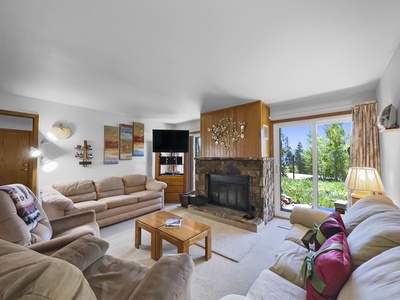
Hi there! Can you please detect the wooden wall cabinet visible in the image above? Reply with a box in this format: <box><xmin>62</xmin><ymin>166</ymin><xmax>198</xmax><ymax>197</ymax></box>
<box><xmin>155</xmin><ymin>152</ymin><xmax>187</xmax><ymax>203</ymax></box>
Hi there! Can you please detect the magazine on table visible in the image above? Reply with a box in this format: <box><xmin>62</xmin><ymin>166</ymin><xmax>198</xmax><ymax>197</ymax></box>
<box><xmin>164</xmin><ymin>218</ymin><xmax>182</xmax><ymax>228</ymax></box>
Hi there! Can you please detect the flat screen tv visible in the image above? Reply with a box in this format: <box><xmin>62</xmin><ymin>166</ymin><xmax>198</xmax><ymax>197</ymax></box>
<box><xmin>152</xmin><ymin>129</ymin><xmax>189</xmax><ymax>153</ymax></box>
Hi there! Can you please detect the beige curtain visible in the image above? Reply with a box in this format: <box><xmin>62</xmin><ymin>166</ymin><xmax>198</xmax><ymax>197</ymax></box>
<box><xmin>350</xmin><ymin>101</ymin><xmax>381</xmax><ymax>174</ymax></box>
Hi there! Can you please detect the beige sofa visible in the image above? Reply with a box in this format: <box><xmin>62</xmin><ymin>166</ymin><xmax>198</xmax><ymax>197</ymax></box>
<box><xmin>220</xmin><ymin>195</ymin><xmax>400</xmax><ymax>300</ymax></box>
<box><xmin>41</xmin><ymin>174</ymin><xmax>167</xmax><ymax>227</ymax></box>
<box><xmin>0</xmin><ymin>235</ymin><xmax>194</xmax><ymax>300</ymax></box>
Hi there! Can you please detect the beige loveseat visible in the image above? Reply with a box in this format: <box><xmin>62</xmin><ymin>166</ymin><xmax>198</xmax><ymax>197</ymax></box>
<box><xmin>220</xmin><ymin>195</ymin><xmax>400</xmax><ymax>300</ymax></box>
<box><xmin>0</xmin><ymin>235</ymin><xmax>194</xmax><ymax>300</ymax></box>
<box><xmin>41</xmin><ymin>174</ymin><xmax>167</xmax><ymax>227</ymax></box>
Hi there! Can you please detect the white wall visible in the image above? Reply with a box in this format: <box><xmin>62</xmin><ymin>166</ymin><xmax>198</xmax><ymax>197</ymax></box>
<box><xmin>376</xmin><ymin>42</ymin><xmax>400</xmax><ymax>206</ymax></box>
<box><xmin>0</xmin><ymin>91</ymin><xmax>175</xmax><ymax>191</ymax></box>
<box><xmin>174</xmin><ymin>119</ymin><xmax>200</xmax><ymax>132</ymax></box>
<box><xmin>269</xmin><ymin>83</ymin><xmax>377</xmax><ymax>120</ymax></box>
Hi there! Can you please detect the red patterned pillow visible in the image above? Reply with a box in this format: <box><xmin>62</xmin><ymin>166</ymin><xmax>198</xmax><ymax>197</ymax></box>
<box><xmin>302</xmin><ymin>232</ymin><xmax>351</xmax><ymax>300</ymax></box>
<box><xmin>302</xmin><ymin>211</ymin><xmax>346</xmax><ymax>251</ymax></box>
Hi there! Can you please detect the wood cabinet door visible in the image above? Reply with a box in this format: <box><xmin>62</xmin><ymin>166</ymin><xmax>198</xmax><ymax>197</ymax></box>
<box><xmin>0</xmin><ymin>129</ymin><xmax>31</xmax><ymax>188</ymax></box>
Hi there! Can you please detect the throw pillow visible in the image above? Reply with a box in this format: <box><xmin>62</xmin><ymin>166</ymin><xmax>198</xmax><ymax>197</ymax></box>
<box><xmin>302</xmin><ymin>211</ymin><xmax>346</xmax><ymax>251</ymax></box>
<box><xmin>301</xmin><ymin>232</ymin><xmax>351</xmax><ymax>300</ymax></box>
<box><xmin>51</xmin><ymin>234</ymin><xmax>109</xmax><ymax>271</ymax></box>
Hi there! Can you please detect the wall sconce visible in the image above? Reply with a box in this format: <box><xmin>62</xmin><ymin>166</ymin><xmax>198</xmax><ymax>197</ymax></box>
<box><xmin>41</xmin><ymin>157</ymin><xmax>58</xmax><ymax>173</ymax></box>
<box><xmin>75</xmin><ymin>140</ymin><xmax>93</xmax><ymax>167</ymax></box>
<box><xmin>207</xmin><ymin>118</ymin><xmax>245</xmax><ymax>150</ymax></box>
<box><xmin>47</xmin><ymin>124</ymin><xmax>72</xmax><ymax>141</ymax></box>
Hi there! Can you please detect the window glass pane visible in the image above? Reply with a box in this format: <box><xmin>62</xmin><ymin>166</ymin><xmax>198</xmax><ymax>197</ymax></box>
<box><xmin>279</xmin><ymin>125</ymin><xmax>313</xmax><ymax>212</ymax></box>
<box><xmin>316</xmin><ymin>122</ymin><xmax>351</xmax><ymax>210</ymax></box>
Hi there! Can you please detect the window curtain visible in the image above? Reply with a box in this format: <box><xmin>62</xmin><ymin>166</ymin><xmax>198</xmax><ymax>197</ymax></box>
<box><xmin>350</xmin><ymin>101</ymin><xmax>381</xmax><ymax>174</ymax></box>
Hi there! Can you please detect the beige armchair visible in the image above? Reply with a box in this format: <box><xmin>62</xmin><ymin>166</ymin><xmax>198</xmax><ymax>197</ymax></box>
<box><xmin>0</xmin><ymin>183</ymin><xmax>100</xmax><ymax>255</ymax></box>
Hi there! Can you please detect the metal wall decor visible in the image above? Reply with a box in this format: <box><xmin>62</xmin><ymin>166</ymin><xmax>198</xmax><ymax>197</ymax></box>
<box><xmin>207</xmin><ymin>118</ymin><xmax>245</xmax><ymax>150</ymax></box>
<box><xmin>75</xmin><ymin>140</ymin><xmax>93</xmax><ymax>166</ymax></box>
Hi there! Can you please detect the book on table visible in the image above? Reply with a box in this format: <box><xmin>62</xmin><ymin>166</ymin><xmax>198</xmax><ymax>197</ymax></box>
<box><xmin>164</xmin><ymin>218</ymin><xmax>182</xmax><ymax>228</ymax></box>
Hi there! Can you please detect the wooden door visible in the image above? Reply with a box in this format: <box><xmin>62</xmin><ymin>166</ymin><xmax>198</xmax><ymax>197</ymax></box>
<box><xmin>0</xmin><ymin>129</ymin><xmax>32</xmax><ymax>188</ymax></box>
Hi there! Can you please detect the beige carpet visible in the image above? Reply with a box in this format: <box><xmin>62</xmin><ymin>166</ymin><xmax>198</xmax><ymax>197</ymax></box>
<box><xmin>100</xmin><ymin>205</ymin><xmax>291</xmax><ymax>300</ymax></box>
<box><xmin>168</xmin><ymin>207</ymin><xmax>261</xmax><ymax>262</ymax></box>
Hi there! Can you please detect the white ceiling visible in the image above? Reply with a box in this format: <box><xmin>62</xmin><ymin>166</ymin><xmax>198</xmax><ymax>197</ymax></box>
<box><xmin>1</xmin><ymin>1</ymin><xmax>400</xmax><ymax>123</ymax></box>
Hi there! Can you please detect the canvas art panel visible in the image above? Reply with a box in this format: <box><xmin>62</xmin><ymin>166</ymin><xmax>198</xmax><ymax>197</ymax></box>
<box><xmin>104</xmin><ymin>125</ymin><xmax>119</xmax><ymax>164</ymax></box>
<box><xmin>119</xmin><ymin>124</ymin><xmax>133</xmax><ymax>160</ymax></box>
<box><xmin>133</xmin><ymin>122</ymin><xmax>144</xmax><ymax>156</ymax></box>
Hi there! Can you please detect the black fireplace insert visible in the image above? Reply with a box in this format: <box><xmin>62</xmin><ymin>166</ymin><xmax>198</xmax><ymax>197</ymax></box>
<box><xmin>207</xmin><ymin>174</ymin><xmax>251</xmax><ymax>214</ymax></box>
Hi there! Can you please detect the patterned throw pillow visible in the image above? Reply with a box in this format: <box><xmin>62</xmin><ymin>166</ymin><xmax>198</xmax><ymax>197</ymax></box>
<box><xmin>302</xmin><ymin>211</ymin><xmax>346</xmax><ymax>251</ymax></box>
<box><xmin>301</xmin><ymin>232</ymin><xmax>351</xmax><ymax>300</ymax></box>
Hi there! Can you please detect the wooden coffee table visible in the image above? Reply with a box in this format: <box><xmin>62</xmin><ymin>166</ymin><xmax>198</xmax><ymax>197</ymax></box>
<box><xmin>155</xmin><ymin>217</ymin><xmax>212</xmax><ymax>261</ymax></box>
<box><xmin>135</xmin><ymin>211</ymin><xmax>181</xmax><ymax>260</ymax></box>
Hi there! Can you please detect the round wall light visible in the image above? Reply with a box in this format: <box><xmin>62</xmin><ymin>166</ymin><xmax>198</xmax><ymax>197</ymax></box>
<box><xmin>47</xmin><ymin>124</ymin><xmax>72</xmax><ymax>141</ymax></box>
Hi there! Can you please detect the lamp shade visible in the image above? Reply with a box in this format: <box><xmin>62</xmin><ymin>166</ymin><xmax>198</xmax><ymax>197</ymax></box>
<box><xmin>344</xmin><ymin>167</ymin><xmax>385</xmax><ymax>193</ymax></box>
<box><xmin>29</xmin><ymin>147</ymin><xmax>42</xmax><ymax>158</ymax></box>
<box><xmin>41</xmin><ymin>157</ymin><xmax>58</xmax><ymax>172</ymax></box>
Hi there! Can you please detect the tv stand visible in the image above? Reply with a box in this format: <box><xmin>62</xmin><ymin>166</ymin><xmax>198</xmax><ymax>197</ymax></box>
<box><xmin>155</xmin><ymin>152</ymin><xmax>187</xmax><ymax>203</ymax></box>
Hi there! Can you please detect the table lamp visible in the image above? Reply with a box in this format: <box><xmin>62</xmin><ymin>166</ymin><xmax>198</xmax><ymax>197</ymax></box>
<box><xmin>344</xmin><ymin>167</ymin><xmax>385</xmax><ymax>205</ymax></box>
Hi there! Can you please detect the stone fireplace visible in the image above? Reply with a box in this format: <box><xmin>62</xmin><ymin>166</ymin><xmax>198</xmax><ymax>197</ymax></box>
<box><xmin>195</xmin><ymin>157</ymin><xmax>274</xmax><ymax>225</ymax></box>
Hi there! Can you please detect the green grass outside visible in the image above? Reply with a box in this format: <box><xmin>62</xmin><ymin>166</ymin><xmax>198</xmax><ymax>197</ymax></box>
<box><xmin>281</xmin><ymin>177</ymin><xmax>348</xmax><ymax>208</ymax></box>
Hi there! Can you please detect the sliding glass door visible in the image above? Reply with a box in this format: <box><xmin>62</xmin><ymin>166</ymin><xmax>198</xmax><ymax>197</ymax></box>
<box><xmin>274</xmin><ymin>116</ymin><xmax>351</xmax><ymax>218</ymax></box>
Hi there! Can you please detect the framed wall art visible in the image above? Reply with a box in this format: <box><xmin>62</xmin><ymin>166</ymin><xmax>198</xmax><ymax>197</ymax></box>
<box><xmin>119</xmin><ymin>124</ymin><xmax>133</xmax><ymax>160</ymax></box>
<box><xmin>133</xmin><ymin>122</ymin><xmax>144</xmax><ymax>156</ymax></box>
<box><xmin>104</xmin><ymin>125</ymin><xmax>119</xmax><ymax>164</ymax></box>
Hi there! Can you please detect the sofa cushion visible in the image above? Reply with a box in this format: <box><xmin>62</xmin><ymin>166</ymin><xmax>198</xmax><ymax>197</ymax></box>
<box><xmin>97</xmin><ymin>195</ymin><xmax>139</xmax><ymax>209</ymax></box>
<box><xmin>128</xmin><ymin>190</ymin><xmax>162</xmax><ymax>202</ymax></box>
<box><xmin>72</xmin><ymin>200</ymin><xmax>108</xmax><ymax>213</ymax></box>
<box><xmin>51</xmin><ymin>235</ymin><xmax>109</xmax><ymax>271</ymax></box>
<box><xmin>53</xmin><ymin>179</ymin><xmax>97</xmax><ymax>203</ymax></box>
<box><xmin>94</xmin><ymin>177</ymin><xmax>125</xmax><ymax>199</ymax></box>
<box><xmin>338</xmin><ymin>245</ymin><xmax>400</xmax><ymax>300</ymax></box>
<box><xmin>246</xmin><ymin>269</ymin><xmax>306</xmax><ymax>300</ymax></box>
<box><xmin>344</xmin><ymin>194</ymin><xmax>397</xmax><ymax>235</ymax></box>
<box><xmin>347</xmin><ymin>210</ymin><xmax>400</xmax><ymax>269</ymax></box>
<box><xmin>302</xmin><ymin>211</ymin><xmax>346</xmax><ymax>251</ymax></box>
<box><xmin>269</xmin><ymin>240</ymin><xmax>309</xmax><ymax>288</ymax></box>
<box><xmin>302</xmin><ymin>232</ymin><xmax>351</xmax><ymax>300</ymax></box>
<box><xmin>122</xmin><ymin>174</ymin><xmax>147</xmax><ymax>194</ymax></box>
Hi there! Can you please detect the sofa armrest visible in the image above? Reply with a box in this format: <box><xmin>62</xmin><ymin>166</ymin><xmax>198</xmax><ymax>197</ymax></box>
<box><xmin>50</xmin><ymin>210</ymin><xmax>99</xmax><ymax>236</ymax></box>
<box><xmin>27</xmin><ymin>211</ymin><xmax>99</xmax><ymax>255</ymax></box>
<box><xmin>146</xmin><ymin>177</ymin><xmax>167</xmax><ymax>191</ymax></box>
<box><xmin>51</xmin><ymin>235</ymin><xmax>109</xmax><ymax>271</ymax></box>
<box><xmin>290</xmin><ymin>206</ymin><xmax>331</xmax><ymax>228</ymax></box>
<box><xmin>28</xmin><ymin>230</ymin><xmax>98</xmax><ymax>255</ymax></box>
<box><xmin>40</xmin><ymin>185</ymin><xmax>75</xmax><ymax>220</ymax></box>
<box><xmin>130</xmin><ymin>253</ymin><xmax>194</xmax><ymax>300</ymax></box>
